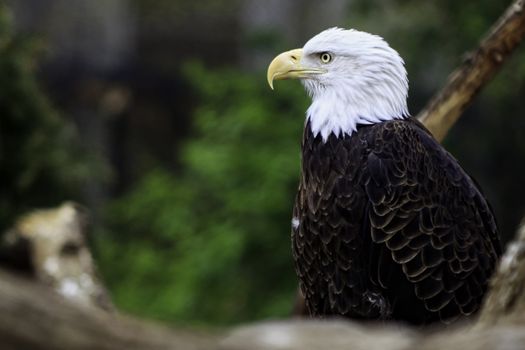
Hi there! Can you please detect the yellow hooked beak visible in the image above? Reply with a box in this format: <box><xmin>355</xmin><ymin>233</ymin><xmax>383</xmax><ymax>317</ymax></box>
<box><xmin>267</xmin><ymin>48</ymin><xmax>326</xmax><ymax>89</ymax></box>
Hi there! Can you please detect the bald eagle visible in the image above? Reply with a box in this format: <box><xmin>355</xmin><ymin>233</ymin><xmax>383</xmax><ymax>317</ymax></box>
<box><xmin>267</xmin><ymin>28</ymin><xmax>501</xmax><ymax>324</ymax></box>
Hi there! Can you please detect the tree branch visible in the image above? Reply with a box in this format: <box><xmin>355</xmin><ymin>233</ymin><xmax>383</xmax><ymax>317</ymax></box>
<box><xmin>417</xmin><ymin>0</ymin><xmax>525</xmax><ymax>141</ymax></box>
<box><xmin>0</xmin><ymin>269</ymin><xmax>218</xmax><ymax>350</ymax></box>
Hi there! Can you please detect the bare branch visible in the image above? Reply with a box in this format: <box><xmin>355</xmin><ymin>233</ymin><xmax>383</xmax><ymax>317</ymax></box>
<box><xmin>417</xmin><ymin>0</ymin><xmax>525</xmax><ymax>142</ymax></box>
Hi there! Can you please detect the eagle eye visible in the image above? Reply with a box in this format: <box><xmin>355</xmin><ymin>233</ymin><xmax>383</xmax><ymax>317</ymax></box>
<box><xmin>320</xmin><ymin>52</ymin><xmax>332</xmax><ymax>64</ymax></box>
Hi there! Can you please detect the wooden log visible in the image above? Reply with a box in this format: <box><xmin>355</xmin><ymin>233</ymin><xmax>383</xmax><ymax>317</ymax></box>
<box><xmin>0</xmin><ymin>268</ymin><xmax>218</xmax><ymax>350</ymax></box>
<box><xmin>1</xmin><ymin>260</ymin><xmax>525</xmax><ymax>350</ymax></box>
<box><xmin>220</xmin><ymin>319</ymin><xmax>525</xmax><ymax>350</ymax></box>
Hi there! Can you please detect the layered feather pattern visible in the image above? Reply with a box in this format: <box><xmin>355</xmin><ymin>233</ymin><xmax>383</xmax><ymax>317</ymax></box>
<box><xmin>292</xmin><ymin>117</ymin><xmax>501</xmax><ymax>324</ymax></box>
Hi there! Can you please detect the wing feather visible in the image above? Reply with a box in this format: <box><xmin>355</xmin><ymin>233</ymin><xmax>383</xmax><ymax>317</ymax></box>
<box><xmin>365</xmin><ymin>119</ymin><xmax>500</xmax><ymax>321</ymax></box>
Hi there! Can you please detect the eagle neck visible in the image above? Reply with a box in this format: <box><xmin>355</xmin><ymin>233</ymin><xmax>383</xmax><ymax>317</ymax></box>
<box><xmin>305</xmin><ymin>85</ymin><xmax>409</xmax><ymax>142</ymax></box>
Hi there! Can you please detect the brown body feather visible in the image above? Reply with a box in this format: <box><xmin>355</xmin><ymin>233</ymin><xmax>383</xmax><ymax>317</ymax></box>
<box><xmin>292</xmin><ymin>117</ymin><xmax>501</xmax><ymax>324</ymax></box>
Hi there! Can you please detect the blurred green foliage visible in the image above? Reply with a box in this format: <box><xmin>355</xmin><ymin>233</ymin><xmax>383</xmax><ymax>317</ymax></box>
<box><xmin>96</xmin><ymin>64</ymin><xmax>309</xmax><ymax>325</ymax></box>
<box><xmin>0</xmin><ymin>5</ymin><xmax>93</xmax><ymax>231</ymax></box>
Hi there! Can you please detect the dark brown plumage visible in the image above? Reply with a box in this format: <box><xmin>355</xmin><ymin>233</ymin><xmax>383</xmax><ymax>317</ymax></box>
<box><xmin>292</xmin><ymin>117</ymin><xmax>501</xmax><ymax>325</ymax></box>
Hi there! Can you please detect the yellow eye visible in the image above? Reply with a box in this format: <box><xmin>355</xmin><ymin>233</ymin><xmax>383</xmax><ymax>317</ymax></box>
<box><xmin>320</xmin><ymin>52</ymin><xmax>332</xmax><ymax>63</ymax></box>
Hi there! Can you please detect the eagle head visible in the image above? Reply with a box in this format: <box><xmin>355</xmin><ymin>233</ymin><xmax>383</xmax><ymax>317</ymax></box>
<box><xmin>267</xmin><ymin>27</ymin><xmax>410</xmax><ymax>140</ymax></box>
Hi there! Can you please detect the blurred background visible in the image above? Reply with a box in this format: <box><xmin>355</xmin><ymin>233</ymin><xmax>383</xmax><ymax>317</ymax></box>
<box><xmin>1</xmin><ymin>0</ymin><xmax>524</xmax><ymax>328</ymax></box>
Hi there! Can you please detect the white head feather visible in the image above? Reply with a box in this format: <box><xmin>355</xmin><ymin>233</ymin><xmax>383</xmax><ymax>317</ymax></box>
<box><xmin>300</xmin><ymin>27</ymin><xmax>410</xmax><ymax>140</ymax></box>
